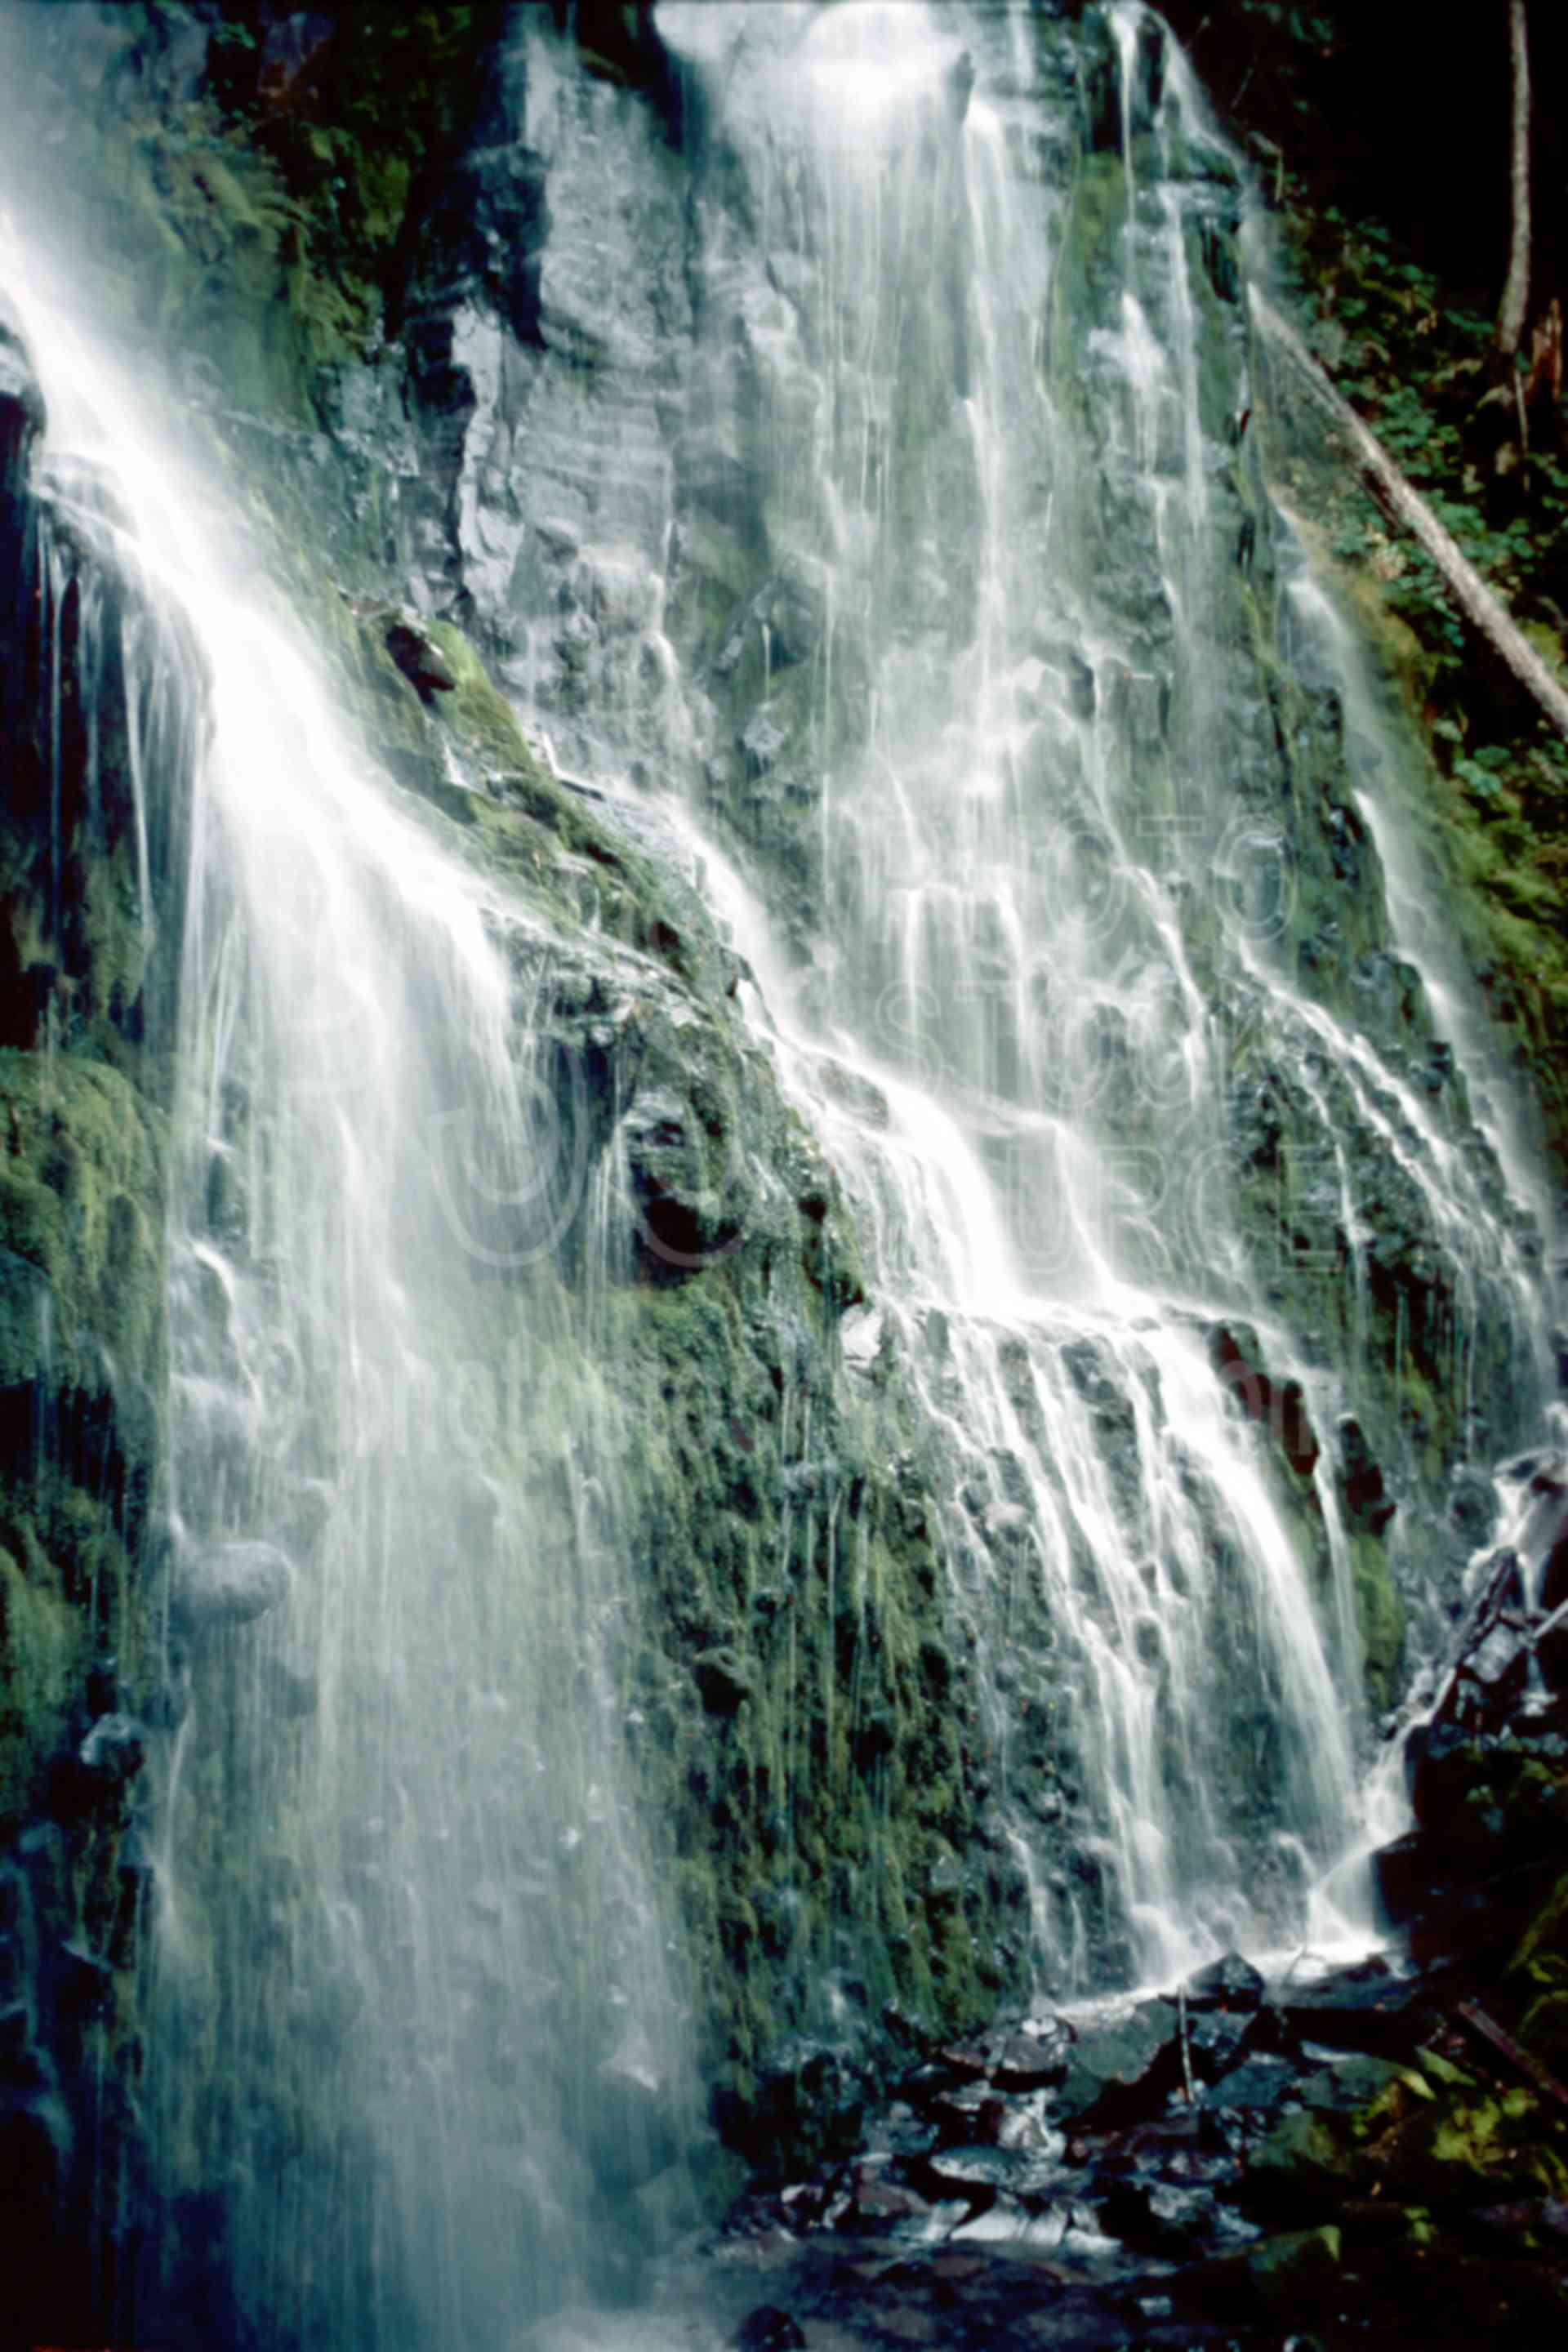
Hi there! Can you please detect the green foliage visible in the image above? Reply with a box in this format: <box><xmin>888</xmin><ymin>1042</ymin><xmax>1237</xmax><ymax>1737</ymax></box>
<box><xmin>1241</xmin><ymin>3</ymin><xmax>1338</xmax><ymax>45</ymax></box>
<box><xmin>1264</xmin><ymin>169</ymin><xmax>1568</xmax><ymax>1166</ymax></box>
<box><xmin>200</xmin><ymin>2</ymin><xmax>494</xmax><ymax>347</ymax></box>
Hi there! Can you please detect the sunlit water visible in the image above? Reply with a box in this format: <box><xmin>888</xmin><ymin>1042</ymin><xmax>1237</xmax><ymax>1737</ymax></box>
<box><xmin>514</xmin><ymin>0</ymin><xmax>1552</xmax><ymax>1987</ymax></box>
<box><xmin>3</xmin><ymin>230</ymin><xmax>693</xmax><ymax>2345</ymax></box>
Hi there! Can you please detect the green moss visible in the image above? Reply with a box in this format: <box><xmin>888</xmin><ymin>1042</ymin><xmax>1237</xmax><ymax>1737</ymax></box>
<box><xmin>419</xmin><ymin>619</ymin><xmax>554</xmax><ymax>786</ymax></box>
<box><xmin>1245</xmin><ymin>2223</ymin><xmax>1343</xmax><ymax>2313</ymax></box>
<box><xmin>1252</xmin><ymin>194</ymin><xmax>1568</xmax><ymax>1174</ymax></box>
<box><xmin>0</xmin><ymin>1544</ymin><xmax>79</xmax><ymax>1829</ymax></box>
<box><xmin>1348</xmin><ymin>1529</ymin><xmax>1403</xmax><ymax>1710</ymax></box>
<box><xmin>1510</xmin><ymin>1869</ymin><xmax>1568</xmax><ymax>1987</ymax></box>
<box><xmin>0</xmin><ymin>1050</ymin><xmax>166</xmax><ymax>1395</ymax></box>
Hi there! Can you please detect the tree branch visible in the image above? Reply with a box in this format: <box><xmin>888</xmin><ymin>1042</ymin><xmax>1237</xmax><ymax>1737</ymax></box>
<box><xmin>1250</xmin><ymin>291</ymin><xmax>1568</xmax><ymax>747</ymax></box>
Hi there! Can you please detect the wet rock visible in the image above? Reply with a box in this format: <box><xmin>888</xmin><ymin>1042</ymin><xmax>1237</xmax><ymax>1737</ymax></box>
<box><xmin>898</xmin><ymin>2056</ymin><xmax>980</xmax><ymax>2105</ymax></box>
<box><xmin>1182</xmin><ymin>1950</ymin><xmax>1265</xmax><ymax>2011</ymax></box>
<box><xmin>385</xmin><ymin>616</ymin><xmax>458</xmax><ymax>700</ymax></box>
<box><xmin>924</xmin><ymin>2084</ymin><xmax>1006</xmax><ymax>2146</ymax></box>
<box><xmin>903</xmin><ymin>2143</ymin><xmax>1024</xmax><ymax>2218</ymax></box>
<box><xmin>175</xmin><ymin>1539</ymin><xmax>292</xmax><ymax>1628</ymax></box>
<box><xmin>693</xmin><ymin>1649</ymin><xmax>753</xmax><ymax>1716</ymax></box>
<box><xmin>1098</xmin><ymin>2175</ymin><xmax>1221</xmax><ymax>2256</ymax></box>
<box><xmin>1450</xmin><ymin>1465</ymin><xmax>1500</xmax><ymax>1550</ymax></box>
<box><xmin>256</xmin><ymin>11</ymin><xmax>337</xmax><ymax>109</ymax></box>
<box><xmin>0</xmin><ymin>294</ymin><xmax>45</xmax><ymax>501</ymax></box>
<box><xmin>934</xmin><ymin>2041</ymin><xmax>991</xmax><ymax>2083</ymax></box>
<box><xmin>587</xmin><ymin>2042</ymin><xmax>679</xmax><ymax>2193</ymax></box>
<box><xmin>840</xmin><ymin>2163</ymin><xmax>932</xmax><ymax>2229</ymax></box>
<box><xmin>1054</xmin><ymin>2000</ymin><xmax>1182</xmax><ymax>2128</ymax></box>
<box><xmin>1339</xmin><ymin>1416</ymin><xmax>1396</xmax><ymax>1532</ymax></box>
<box><xmin>1211</xmin><ymin>1330</ymin><xmax>1320</xmax><ymax>1477</ymax></box>
<box><xmin>1523</xmin><ymin>1463</ymin><xmax>1568</xmax><ymax>1681</ymax></box>
<box><xmin>56</xmin><ymin>1941</ymin><xmax>112</xmax><ymax>2021</ymax></box>
<box><xmin>1294</xmin><ymin>2056</ymin><xmax>1410</xmax><ymax>2115</ymax></box>
<box><xmin>732</xmin><ymin>2042</ymin><xmax>869</xmax><ymax>2172</ymax></box>
<box><xmin>1270</xmin><ymin>1955</ymin><xmax>1447</xmax><ymax>2056</ymax></box>
<box><xmin>75</xmin><ymin>1713</ymin><xmax>146</xmax><ymax>1788</ymax></box>
<box><xmin>733</xmin><ymin>2305</ymin><xmax>805</xmax><ymax>2351</ymax></box>
<box><xmin>621</xmin><ymin>1078</ymin><xmax>743</xmax><ymax>1277</ymax></box>
<box><xmin>1183</xmin><ymin>2006</ymin><xmax>1255</xmax><ymax>2079</ymax></box>
<box><xmin>1242</xmin><ymin>2104</ymin><xmax>1358</xmax><ymax>2212</ymax></box>
<box><xmin>1374</xmin><ymin>1829</ymin><xmax>1435</xmax><ymax>1926</ymax></box>
<box><xmin>1204</xmin><ymin>2051</ymin><xmax>1300</xmax><ymax>2117</ymax></box>
<box><xmin>991</xmin><ymin>2026</ymin><xmax>1071</xmax><ymax>2090</ymax></box>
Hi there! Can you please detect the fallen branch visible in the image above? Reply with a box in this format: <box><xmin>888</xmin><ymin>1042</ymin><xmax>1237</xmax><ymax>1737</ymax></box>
<box><xmin>1529</xmin><ymin>1591</ymin><xmax>1568</xmax><ymax>1650</ymax></box>
<box><xmin>1456</xmin><ymin>2001</ymin><xmax>1568</xmax><ymax>2119</ymax></box>
<box><xmin>1250</xmin><ymin>292</ymin><xmax>1568</xmax><ymax>748</ymax></box>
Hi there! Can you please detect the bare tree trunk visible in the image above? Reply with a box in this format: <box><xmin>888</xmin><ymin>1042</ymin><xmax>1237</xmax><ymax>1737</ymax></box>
<box><xmin>1251</xmin><ymin>291</ymin><xmax>1568</xmax><ymax>746</ymax></box>
<box><xmin>1497</xmin><ymin>0</ymin><xmax>1532</xmax><ymax>360</ymax></box>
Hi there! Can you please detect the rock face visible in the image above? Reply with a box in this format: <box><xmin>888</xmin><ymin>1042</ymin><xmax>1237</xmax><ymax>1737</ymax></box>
<box><xmin>0</xmin><ymin>5</ymin><xmax>1561</xmax><ymax>2350</ymax></box>
<box><xmin>1373</xmin><ymin>1459</ymin><xmax>1568</xmax><ymax>1970</ymax></box>
<box><xmin>0</xmin><ymin>292</ymin><xmax>196</xmax><ymax>2351</ymax></box>
<box><xmin>0</xmin><ymin>17</ymin><xmax>1034</xmax><ymax>2344</ymax></box>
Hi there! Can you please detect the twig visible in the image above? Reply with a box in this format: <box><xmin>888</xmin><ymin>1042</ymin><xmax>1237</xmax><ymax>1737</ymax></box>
<box><xmin>1251</xmin><ymin>293</ymin><xmax>1568</xmax><ymax>746</ymax></box>
<box><xmin>1530</xmin><ymin>1592</ymin><xmax>1568</xmax><ymax>1650</ymax></box>
<box><xmin>1456</xmin><ymin>2002</ymin><xmax>1568</xmax><ymax>2119</ymax></box>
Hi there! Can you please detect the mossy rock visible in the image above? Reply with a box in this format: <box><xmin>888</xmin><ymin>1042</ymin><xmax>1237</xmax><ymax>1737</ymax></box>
<box><xmin>0</xmin><ymin>1049</ymin><xmax>166</xmax><ymax>1405</ymax></box>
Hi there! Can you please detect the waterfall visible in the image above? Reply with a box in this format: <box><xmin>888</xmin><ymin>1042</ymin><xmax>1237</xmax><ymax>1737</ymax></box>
<box><xmin>507</xmin><ymin>0</ymin><xmax>1552</xmax><ymax>1979</ymax></box>
<box><xmin>3</xmin><ymin>249</ymin><xmax>693</xmax><ymax>2345</ymax></box>
<box><xmin>0</xmin><ymin>1</ymin><xmax>1561</xmax><ymax>2345</ymax></box>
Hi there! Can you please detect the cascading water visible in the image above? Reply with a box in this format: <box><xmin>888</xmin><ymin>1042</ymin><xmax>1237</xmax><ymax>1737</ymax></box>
<box><xmin>504</xmin><ymin>0</ymin><xmax>1554</xmax><ymax>1982</ymax></box>
<box><xmin>2</xmin><ymin>2</ymin><xmax>1564</xmax><ymax>2345</ymax></box>
<box><xmin>3</xmin><ymin>254</ymin><xmax>693</xmax><ymax>2346</ymax></box>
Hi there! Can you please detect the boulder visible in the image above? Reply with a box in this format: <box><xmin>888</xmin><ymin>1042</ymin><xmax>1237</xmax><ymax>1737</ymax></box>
<box><xmin>175</xmin><ymin>1539</ymin><xmax>292</xmax><ymax>1628</ymax></box>
<box><xmin>1053</xmin><ymin>2000</ymin><xmax>1182</xmax><ymax>2128</ymax></box>
<box><xmin>1270</xmin><ymin>1954</ymin><xmax>1448</xmax><ymax>2056</ymax></box>
<box><xmin>385</xmin><ymin>617</ymin><xmax>458</xmax><ymax>700</ymax></box>
<box><xmin>991</xmin><ymin>2026</ymin><xmax>1071</xmax><ymax>2091</ymax></box>
<box><xmin>1098</xmin><ymin>2176</ymin><xmax>1222</xmax><ymax>2257</ymax></box>
<box><xmin>734</xmin><ymin>2308</ymin><xmax>805</xmax><ymax>2351</ymax></box>
<box><xmin>839</xmin><ymin>2164</ymin><xmax>933</xmax><ymax>2230</ymax></box>
<box><xmin>586</xmin><ymin>2042</ymin><xmax>679</xmax><ymax>2193</ymax></box>
<box><xmin>1181</xmin><ymin>1950</ymin><xmax>1266</xmax><ymax>2011</ymax></box>
<box><xmin>1184</xmin><ymin>2006</ymin><xmax>1255</xmax><ymax>2079</ymax></box>
<box><xmin>1204</xmin><ymin>2051</ymin><xmax>1300</xmax><ymax>2117</ymax></box>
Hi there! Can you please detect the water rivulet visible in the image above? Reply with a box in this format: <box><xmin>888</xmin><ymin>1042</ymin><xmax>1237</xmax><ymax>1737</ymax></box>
<box><xmin>0</xmin><ymin>4</ymin><xmax>1561</xmax><ymax>2348</ymax></box>
<box><xmin>488</xmin><ymin>0</ymin><xmax>1554</xmax><ymax>1958</ymax></box>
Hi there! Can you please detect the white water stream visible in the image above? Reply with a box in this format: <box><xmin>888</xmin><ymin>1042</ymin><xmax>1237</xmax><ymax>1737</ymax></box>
<box><xmin>1</xmin><ymin>0</ymin><xmax>1561</xmax><ymax>2341</ymax></box>
<box><xmin>2</xmin><ymin>229</ymin><xmax>691</xmax><ymax>2345</ymax></box>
